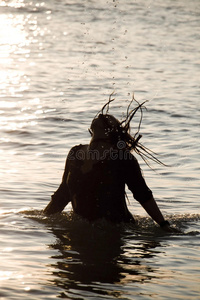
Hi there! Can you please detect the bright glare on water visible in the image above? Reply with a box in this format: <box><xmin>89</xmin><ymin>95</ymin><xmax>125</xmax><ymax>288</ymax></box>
<box><xmin>0</xmin><ymin>0</ymin><xmax>199</xmax><ymax>299</ymax></box>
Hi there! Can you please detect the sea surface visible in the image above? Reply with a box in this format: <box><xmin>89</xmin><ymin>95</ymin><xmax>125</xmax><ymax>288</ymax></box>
<box><xmin>0</xmin><ymin>0</ymin><xmax>200</xmax><ymax>299</ymax></box>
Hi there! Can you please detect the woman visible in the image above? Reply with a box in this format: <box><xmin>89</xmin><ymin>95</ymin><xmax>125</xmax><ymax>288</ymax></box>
<box><xmin>44</xmin><ymin>97</ymin><xmax>172</xmax><ymax>231</ymax></box>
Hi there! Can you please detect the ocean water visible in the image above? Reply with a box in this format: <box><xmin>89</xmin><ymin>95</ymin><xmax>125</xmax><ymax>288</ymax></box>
<box><xmin>0</xmin><ymin>0</ymin><xmax>200</xmax><ymax>299</ymax></box>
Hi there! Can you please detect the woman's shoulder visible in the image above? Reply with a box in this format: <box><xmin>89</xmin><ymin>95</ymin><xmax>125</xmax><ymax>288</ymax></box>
<box><xmin>70</xmin><ymin>144</ymin><xmax>88</xmax><ymax>151</ymax></box>
<box><xmin>121</xmin><ymin>151</ymin><xmax>141</xmax><ymax>169</ymax></box>
<box><xmin>67</xmin><ymin>144</ymin><xmax>88</xmax><ymax>159</ymax></box>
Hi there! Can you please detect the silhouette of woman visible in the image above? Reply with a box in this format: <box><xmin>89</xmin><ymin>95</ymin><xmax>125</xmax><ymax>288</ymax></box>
<box><xmin>44</xmin><ymin>95</ymin><xmax>172</xmax><ymax>231</ymax></box>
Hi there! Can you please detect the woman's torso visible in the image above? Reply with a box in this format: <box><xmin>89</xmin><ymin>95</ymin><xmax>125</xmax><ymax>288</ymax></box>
<box><xmin>66</xmin><ymin>144</ymin><xmax>134</xmax><ymax>222</ymax></box>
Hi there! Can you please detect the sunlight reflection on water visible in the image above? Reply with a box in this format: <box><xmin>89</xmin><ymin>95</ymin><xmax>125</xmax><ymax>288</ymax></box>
<box><xmin>0</xmin><ymin>0</ymin><xmax>199</xmax><ymax>299</ymax></box>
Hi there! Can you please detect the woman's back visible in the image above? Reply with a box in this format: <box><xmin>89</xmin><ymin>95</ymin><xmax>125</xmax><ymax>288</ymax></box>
<box><xmin>66</xmin><ymin>144</ymin><xmax>134</xmax><ymax>223</ymax></box>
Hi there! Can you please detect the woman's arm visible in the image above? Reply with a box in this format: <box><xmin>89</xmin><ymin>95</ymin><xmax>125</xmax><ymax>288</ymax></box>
<box><xmin>44</xmin><ymin>151</ymin><xmax>72</xmax><ymax>215</ymax></box>
<box><xmin>141</xmin><ymin>196</ymin><xmax>172</xmax><ymax>232</ymax></box>
<box><xmin>124</xmin><ymin>155</ymin><xmax>173</xmax><ymax>232</ymax></box>
<box><xmin>43</xmin><ymin>181</ymin><xmax>70</xmax><ymax>215</ymax></box>
<box><xmin>141</xmin><ymin>195</ymin><xmax>165</xmax><ymax>225</ymax></box>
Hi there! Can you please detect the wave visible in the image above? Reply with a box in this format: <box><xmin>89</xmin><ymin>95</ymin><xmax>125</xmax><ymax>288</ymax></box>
<box><xmin>0</xmin><ymin>3</ymin><xmax>48</xmax><ymax>15</ymax></box>
<box><xmin>20</xmin><ymin>209</ymin><xmax>200</xmax><ymax>236</ymax></box>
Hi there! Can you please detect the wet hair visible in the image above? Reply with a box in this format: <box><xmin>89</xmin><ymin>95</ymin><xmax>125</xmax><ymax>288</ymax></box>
<box><xmin>90</xmin><ymin>93</ymin><xmax>165</xmax><ymax>167</ymax></box>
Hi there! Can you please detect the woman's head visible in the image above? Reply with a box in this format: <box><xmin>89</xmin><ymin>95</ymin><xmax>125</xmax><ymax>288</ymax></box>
<box><xmin>90</xmin><ymin>114</ymin><xmax>120</xmax><ymax>137</ymax></box>
<box><xmin>90</xmin><ymin>113</ymin><xmax>138</xmax><ymax>150</ymax></box>
<box><xmin>89</xmin><ymin>94</ymin><xmax>165</xmax><ymax>166</ymax></box>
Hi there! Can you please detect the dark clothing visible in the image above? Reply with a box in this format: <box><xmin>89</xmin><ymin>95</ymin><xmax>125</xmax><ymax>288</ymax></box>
<box><xmin>44</xmin><ymin>145</ymin><xmax>152</xmax><ymax>223</ymax></box>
